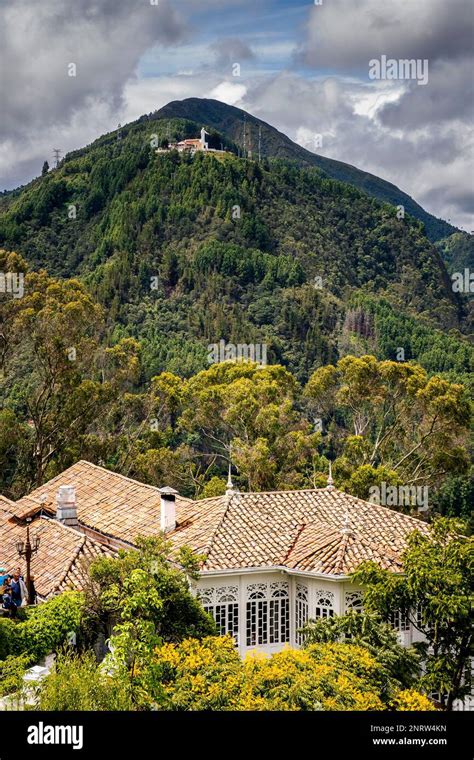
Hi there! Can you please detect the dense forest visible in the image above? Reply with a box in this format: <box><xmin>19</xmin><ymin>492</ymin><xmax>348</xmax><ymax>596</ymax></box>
<box><xmin>0</xmin><ymin>108</ymin><xmax>472</xmax><ymax>523</ymax></box>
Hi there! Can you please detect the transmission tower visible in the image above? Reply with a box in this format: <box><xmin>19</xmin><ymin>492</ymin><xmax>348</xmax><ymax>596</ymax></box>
<box><xmin>258</xmin><ymin>124</ymin><xmax>262</xmax><ymax>162</ymax></box>
<box><xmin>52</xmin><ymin>148</ymin><xmax>62</xmax><ymax>168</ymax></box>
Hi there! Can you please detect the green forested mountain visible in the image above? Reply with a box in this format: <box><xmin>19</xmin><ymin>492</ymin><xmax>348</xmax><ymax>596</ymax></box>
<box><xmin>152</xmin><ymin>99</ymin><xmax>458</xmax><ymax>243</ymax></box>
<box><xmin>435</xmin><ymin>231</ymin><xmax>474</xmax><ymax>275</ymax></box>
<box><xmin>0</xmin><ymin>105</ymin><xmax>470</xmax><ymax>385</ymax></box>
<box><xmin>0</xmin><ymin>103</ymin><xmax>472</xmax><ymax>511</ymax></box>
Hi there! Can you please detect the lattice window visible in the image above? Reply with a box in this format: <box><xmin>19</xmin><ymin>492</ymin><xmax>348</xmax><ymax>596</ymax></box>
<box><xmin>198</xmin><ymin>586</ymin><xmax>239</xmax><ymax>643</ymax></box>
<box><xmin>246</xmin><ymin>582</ymin><xmax>289</xmax><ymax>646</ymax></box>
<box><xmin>389</xmin><ymin>609</ymin><xmax>410</xmax><ymax>632</ymax></box>
<box><xmin>269</xmin><ymin>586</ymin><xmax>290</xmax><ymax>644</ymax></box>
<box><xmin>344</xmin><ymin>591</ymin><xmax>363</xmax><ymax>614</ymax></box>
<box><xmin>296</xmin><ymin>584</ymin><xmax>309</xmax><ymax>646</ymax></box>
<box><xmin>314</xmin><ymin>589</ymin><xmax>335</xmax><ymax>619</ymax></box>
<box><xmin>197</xmin><ymin>587</ymin><xmax>215</xmax><ymax>606</ymax></box>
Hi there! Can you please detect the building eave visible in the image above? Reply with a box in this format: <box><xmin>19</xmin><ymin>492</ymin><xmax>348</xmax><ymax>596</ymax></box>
<box><xmin>198</xmin><ymin>565</ymin><xmax>352</xmax><ymax>582</ymax></box>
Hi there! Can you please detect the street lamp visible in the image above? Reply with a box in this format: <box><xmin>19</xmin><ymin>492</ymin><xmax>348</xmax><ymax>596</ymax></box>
<box><xmin>16</xmin><ymin>518</ymin><xmax>40</xmax><ymax>605</ymax></box>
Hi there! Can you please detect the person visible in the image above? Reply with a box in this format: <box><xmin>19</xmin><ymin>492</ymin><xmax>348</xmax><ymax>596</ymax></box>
<box><xmin>2</xmin><ymin>579</ymin><xmax>16</xmax><ymax>617</ymax></box>
<box><xmin>0</xmin><ymin>566</ymin><xmax>8</xmax><ymax>587</ymax></box>
<box><xmin>10</xmin><ymin>568</ymin><xmax>28</xmax><ymax>608</ymax></box>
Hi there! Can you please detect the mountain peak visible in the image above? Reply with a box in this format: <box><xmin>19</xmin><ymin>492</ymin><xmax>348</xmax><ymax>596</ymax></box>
<box><xmin>150</xmin><ymin>97</ymin><xmax>456</xmax><ymax>243</ymax></box>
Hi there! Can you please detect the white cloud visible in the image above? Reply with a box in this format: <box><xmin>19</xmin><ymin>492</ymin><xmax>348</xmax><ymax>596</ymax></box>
<box><xmin>209</xmin><ymin>81</ymin><xmax>248</xmax><ymax>105</ymax></box>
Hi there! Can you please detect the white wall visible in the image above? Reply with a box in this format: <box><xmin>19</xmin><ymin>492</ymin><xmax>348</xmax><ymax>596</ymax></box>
<box><xmin>194</xmin><ymin>571</ymin><xmax>425</xmax><ymax>656</ymax></box>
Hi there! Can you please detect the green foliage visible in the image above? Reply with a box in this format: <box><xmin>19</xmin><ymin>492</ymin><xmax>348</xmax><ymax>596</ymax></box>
<box><xmin>435</xmin><ymin>231</ymin><xmax>474</xmax><ymax>277</ymax></box>
<box><xmin>305</xmin><ymin>354</ymin><xmax>470</xmax><ymax>493</ymax></box>
<box><xmin>151</xmin><ymin>635</ymin><xmax>432</xmax><ymax>711</ymax></box>
<box><xmin>0</xmin><ymin>592</ymin><xmax>84</xmax><ymax>694</ymax></box>
<box><xmin>84</xmin><ymin>537</ymin><xmax>215</xmax><ymax>706</ymax></box>
<box><xmin>34</xmin><ymin>650</ymin><xmax>133</xmax><ymax>710</ymax></box>
<box><xmin>0</xmin><ymin>653</ymin><xmax>33</xmax><ymax>697</ymax></box>
<box><xmin>302</xmin><ymin>611</ymin><xmax>420</xmax><ymax>691</ymax></box>
<box><xmin>353</xmin><ymin>518</ymin><xmax>474</xmax><ymax>709</ymax></box>
<box><xmin>345</xmin><ymin>294</ymin><xmax>473</xmax><ymax>383</ymax></box>
<box><xmin>432</xmin><ymin>469</ymin><xmax>474</xmax><ymax>527</ymax></box>
<box><xmin>9</xmin><ymin>592</ymin><xmax>84</xmax><ymax>662</ymax></box>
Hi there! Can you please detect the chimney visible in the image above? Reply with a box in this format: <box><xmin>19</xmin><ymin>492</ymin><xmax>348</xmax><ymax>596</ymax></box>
<box><xmin>56</xmin><ymin>485</ymin><xmax>78</xmax><ymax>527</ymax></box>
<box><xmin>159</xmin><ymin>487</ymin><xmax>178</xmax><ymax>533</ymax></box>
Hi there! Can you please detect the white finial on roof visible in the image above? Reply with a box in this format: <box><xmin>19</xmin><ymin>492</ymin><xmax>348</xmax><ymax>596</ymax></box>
<box><xmin>327</xmin><ymin>462</ymin><xmax>335</xmax><ymax>490</ymax></box>
<box><xmin>226</xmin><ymin>462</ymin><xmax>235</xmax><ymax>496</ymax></box>
<box><xmin>341</xmin><ymin>511</ymin><xmax>352</xmax><ymax>535</ymax></box>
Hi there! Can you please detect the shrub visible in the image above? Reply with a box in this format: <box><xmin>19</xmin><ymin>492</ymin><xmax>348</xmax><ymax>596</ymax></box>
<box><xmin>392</xmin><ymin>689</ymin><xmax>433</xmax><ymax>711</ymax></box>
<box><xmin>0</xmin><ymin>654</ymin><xmax>34</xmax><ymax>697</ymax></box>
<box><xmin>0</xmin><ymin>592</ymin><xmax>83</xmax><ymax>653</ymax></box>
<box><xmin>151</xmin><ymin>636</ymin><xmax>432</xmax><ymax>711</ymax></box>
<box><xmin>11</xmin><ymin>592</ymin><xmax>84</xmax><ymax>662</ymax></box>
<box><xmin>34</xmin><ymin>650</ymin><xmax>132</xmax><ymax>711</ymax></box>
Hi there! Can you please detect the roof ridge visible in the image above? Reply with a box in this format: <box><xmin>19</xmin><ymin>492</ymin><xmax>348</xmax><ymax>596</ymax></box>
<box><xmin>203</xmin><ymin>487</ymin><xmax>429</xmax><ymax>529</ymax></box>
<box><xmin>202</xmin><ymin>492</ymin><xmax>247</xmax><ymax>561</ymax></box>
<box><xmin>285</xmin><ymin>522</ymin><xmax>342</xmax><ymax>566</ymax></box>
<box><xmin>38</xmin><ymin>514</ymin><xmax>111</xmax><ymax>549</ymax></box>
<box><xmin>54</xmin><ymin>534</ymin><xmax>88</xmax><ymax>592</ymax></box>
<box><xmin>341</xmin><ymin>491</ymin><xmax>430</xmax><ymax>527</ymax></box>
<box><xmin>26</xmin><ymin>459</ymin><xmax>194</xmax><ymax>504</ymax></box>
<box><xmin>333</xmin><ymin>532</ymin><xmax>351</xmax><ymax>575</ymax></box>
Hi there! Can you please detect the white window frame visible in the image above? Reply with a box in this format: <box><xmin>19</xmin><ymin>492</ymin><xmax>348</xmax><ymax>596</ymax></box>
<box><xmin>314</xmin><ymin>589</ymin><xmax>335</xmax><ymax>619</ymax></box>
<box><xmin>246</xmin><ymin>581</ymin><xmax>290</xmax><ymax>647</ymax></box>
<box><xmin>344</xmin><ymin>590</ymin><xmax>364</xmax><ymax>614</ymax></box>
<box><xmin>295</xmin><ymin>583</ymin><xmax>309</xmax><ymax>646</ymax></box>
<box><xmin>198</xmin><ymin>586</ymin><xmax>239</xmax><ymax>643</ymax></box>
<box><xmin>389</xmin><ymin>608</ymin><xmax>410</xmax><ymax>632</ymax></box>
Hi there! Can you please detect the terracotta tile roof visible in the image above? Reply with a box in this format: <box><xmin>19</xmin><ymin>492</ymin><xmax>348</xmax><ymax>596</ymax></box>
<box><xmin>0</xmin><ymin>511</ymin><xmax>114</xmax><ymax>599</ymax></box>
<box><xmin>0</xmin><ymin>494</ymin><xmax>15</xmax><ymax>514</ymax></box>
<box><xmin>9</xmin><ymin>461</ymin><xmax>430</xmax><ymax>578</ymax></box>
<box><xmin>168</xmin><ymin>488</ymin><xmax>430</xmax><ymax>575</ymax></box>
<box><xmin>14</xmin><ymin>460</ymin><xmax>193</xmax><ymax>546</ymax></box>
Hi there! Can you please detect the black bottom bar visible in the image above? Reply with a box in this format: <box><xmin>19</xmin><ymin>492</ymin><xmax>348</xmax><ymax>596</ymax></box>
<box><xmin>0</xmin><ymin>710</ymin><xmax>471</xmax><ymax>758</ymax></box>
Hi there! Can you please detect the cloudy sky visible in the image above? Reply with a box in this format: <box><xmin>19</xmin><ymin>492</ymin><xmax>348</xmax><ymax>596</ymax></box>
<box><xmin>1</xmin><ymin>0</ymin><xmax>473</xmax><ymax>229</ymax></box>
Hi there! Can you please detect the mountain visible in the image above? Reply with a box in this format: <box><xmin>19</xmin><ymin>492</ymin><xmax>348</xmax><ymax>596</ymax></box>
<box><xmin>0</xmin><ymin>100</ymin><xmax>471</xmax><ymax>385</ymax></box>
<box><xmin>148</xmin><ymin>99</ymin><xmax>457</xmax><ymax>243</ymax></box>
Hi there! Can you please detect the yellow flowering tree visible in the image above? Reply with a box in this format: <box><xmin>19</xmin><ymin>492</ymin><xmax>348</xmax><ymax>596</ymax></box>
<box><xmin>151</xmin><ymin>636</ymin><xmax>432</xmax><ymax>711</ymax></box>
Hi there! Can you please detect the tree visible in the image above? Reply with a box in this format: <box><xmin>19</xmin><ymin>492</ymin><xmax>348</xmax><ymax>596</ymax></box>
<box><xmin>305</xmin><ymin>355</ymin><xmax>470</xmax><ymax>495</ymax></box>
<box><xmin>41</xmin><ymin>161</ymin><xmax>49</xmax><ymax>176</ymax></box>
<box><xmin>0</xmin><ymin>255</ymin><xmax>143</xmax><ymax>488</ymax></box>
<box><xmin>84</xmin><ymin>537</ymin><xmax>215</xmax><ymax>706</ymax></box>
<box><xmin>177</xmin><ymin>362</ymin><xmax>320</xmax><ymax>490</ymax></box>
<box><xmin>302</xmin><ymin>610</ymin><xmax>420</xmax><ymax>692</ymax></box>
<box><xmin>353</xmin><ymin>518</ymin><xmax>473</xmax><ymax>709</ymax></box>
<box><xmin>152</xmin><ymin>635</ymin><xmax>432</xmax><ymax>711</ymax></box>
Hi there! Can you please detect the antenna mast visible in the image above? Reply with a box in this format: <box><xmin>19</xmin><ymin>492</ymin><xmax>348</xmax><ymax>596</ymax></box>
<box><xmin>52</xmin><ymin>148</ymin><xmax>62</xmax><ymax>168</ymax></box>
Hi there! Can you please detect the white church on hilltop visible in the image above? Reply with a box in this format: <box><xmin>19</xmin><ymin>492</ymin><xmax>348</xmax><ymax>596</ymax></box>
<box><xmin>156</xmin><ymin>127</ymin><xmax>228</xmax><ymax>156</ymax></box>
<box><xmin>1</xmin><ymin>460</ymin><xmax>430</xmax><ymax>659</ymax></box>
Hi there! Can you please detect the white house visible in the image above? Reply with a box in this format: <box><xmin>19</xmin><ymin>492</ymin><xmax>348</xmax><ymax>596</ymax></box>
<box><xmin>5</xmin><ymin>460</ymin><xmax>429</xmax><ymax>656</ymax></box>
<box><xmin>166</xmin><ymin>470</ymin><xmax>429</xmax><ymax>656</ymax></box>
